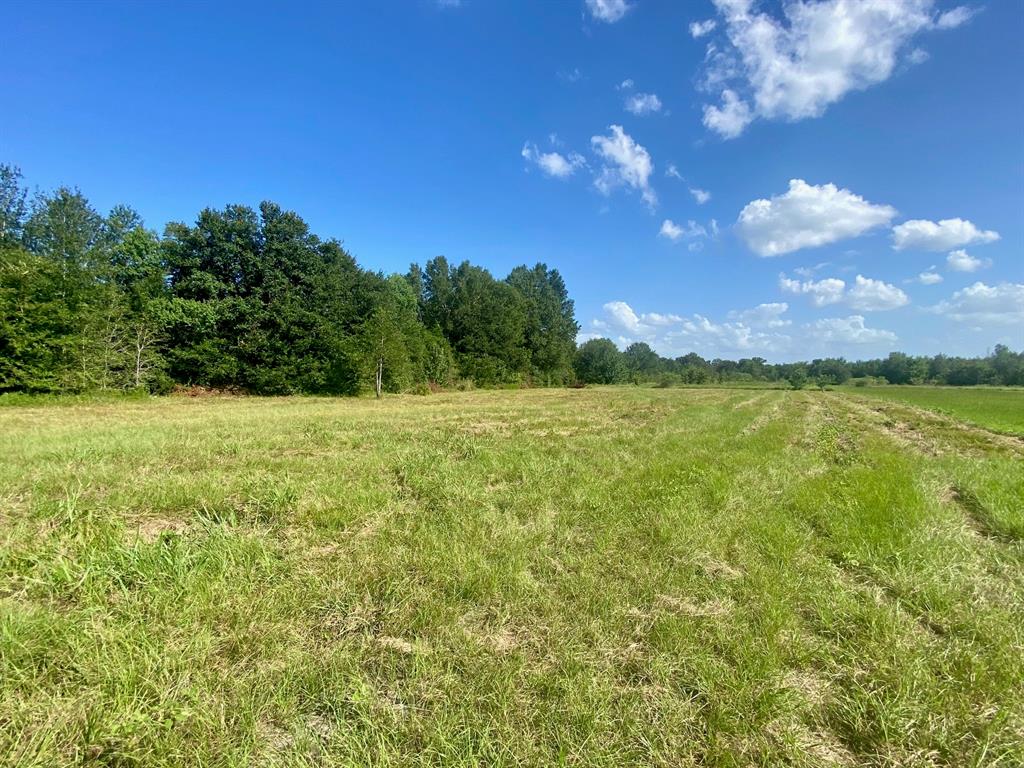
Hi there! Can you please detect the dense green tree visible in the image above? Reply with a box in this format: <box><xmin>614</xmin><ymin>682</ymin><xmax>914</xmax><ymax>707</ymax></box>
<box><xmin>624</xmin><ymin>342</ymin><xmax>661</xmax><ymax>382</ymax></box>
<box><xmin>0</xmin><ymin>165</ymin><xmax>28</xmax><ymax>247</ymax></box>
<box><xmin>0</xmin><ymin>247</ymin><xmax>82</xmax><ymax>391</ymax></box>
<box><xmin>574</xmin><ymin>338</ymin><xmax>626</xmax><ymax>384</ymax></box>
<box><xmin>506</xmin><ymin>263</ymin><xmax>578</xmax><ymax>385</ymax></box>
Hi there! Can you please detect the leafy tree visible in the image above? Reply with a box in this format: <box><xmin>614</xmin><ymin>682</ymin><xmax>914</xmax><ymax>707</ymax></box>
<box><xmin>0</xmin><ymin>165</ymin><xmax>28</xmax><ymax>247</ymax></box>
<box><xmin>623</xmin><ymin>341</ymin><xmax>661</xmax><ymax>381</ymax></box>
<box><xmin>574</xmin><ymin>338</ymin><xmax>626</xmax><ymax>384</ymax></box>
<box><xmin>506</xmin><ymin>263</ymin><xmax>578</xmax><ymax>385</ymax></box>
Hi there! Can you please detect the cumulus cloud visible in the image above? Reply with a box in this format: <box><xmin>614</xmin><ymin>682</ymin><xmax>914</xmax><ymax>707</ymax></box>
<box><xmin>946</xmin><ymin>248</ymin><xmax>991</xmax><ymax>272</ymax></box>
<box><xmin>588</xmin><ymin>300</ymin><xmax>898</xmax><ymax>358</ymax></box>
<box><xmin>586</xmin><ymin>0</ymin><xmax>631</xmax><ymax>23</ymax></box>
<box><xmin>892</xmin><ymin>218</ymin><xmax>1000</xmax><ymax>251</ymax></box>
<box><xmin>702</xmin><ymin>89</ymin><xmax>752</xmax><ymax>139</ymax></box>
<box><xmin>916</xmin><ymin>269</ymin><xmax>943</xmax><ymax>285</ymax></box>
<box><xmin>846</xmin><ymin>275</ymin><xmax>910</xmax><ymax>311</ymax></box>
<box><xmin>738</xmin><ymin>179</ymin><xmax>896</xmax><ymax>257</ymax></box>
<box><xmin>521</xmin><ymin>142</ymin><xmax>585</xmax><ymax>178</ymax></box>
<box><xmin>690</xmin><ymin>187</ymin><xmax>711</xmax><ymax>204</ymax></box>
<box><xmin>781</xmin><ymin>272</ymin><xmax>908</xmax><ymax>311</ymax></box>
<box><xmin>931</xmin><ymin>282</ymin><xmax>1024</xmax><ymax>326</ymax></box>
<box><xmin>659</xmin><ymin>218</ymin><xmax>708</xmax><ymax>243</ymax></box>
<box><xmin>804</xmin><ymin>315</ymin><xmax>898</xmax><ymax>344</ymax></box>
<box><xmin>591</xmin><ymin>125</ymin><xmax>657</xmax><ymax>207</ymax></box>
<box><xmin>727</xmin><ymin>302</ymin><xmax>791</xmax><ymax>327</ymax></box>
<box><xmin>698</xmin><ymin>0</ymin><xmax>972</xmax><ymax>138</ymax></box>
<box><xmin>625</xmin><ymin>92</ymin><xmax>663</xmax><ymax>115</ymax></box>
<box><xmin>690</xmin><ymin>18</ymin><xmax>718</xmax><ymax>38</ymax></box>
<box><xmin>779</xmin><ymin>274</ymin><xmax>846</xmax><ymax>307</ymax></box>
<box><xmin>665</xmin><ymin>164</ymin><xmax>683</xmax><ymax>180</ymax></box>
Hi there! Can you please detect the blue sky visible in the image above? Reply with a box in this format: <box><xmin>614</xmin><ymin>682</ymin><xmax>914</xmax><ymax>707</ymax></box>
<box><xmin>3</xmin><ymin>0</ymin><xmax>1021</xmax><ymax>361</ymax></box>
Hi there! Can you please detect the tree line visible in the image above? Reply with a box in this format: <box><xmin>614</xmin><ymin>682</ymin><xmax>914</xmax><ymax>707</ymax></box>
<box><xmin>574</xmin><ymin>339</ymin><xmax>1024</xmax><ymax>388</ymax></box>
<box><xmin>0</xmin><ymin>165</ymin><xmax>578</xmax><ymax>395</ymax></box>
<box><xmin>2</xmin><ymin>164</ymin><xmax>1019</xmax><ymax>397</ymax></box>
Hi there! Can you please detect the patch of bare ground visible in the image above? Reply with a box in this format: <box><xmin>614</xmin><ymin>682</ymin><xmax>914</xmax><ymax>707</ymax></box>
<box><xmin>698</xmin><ymin>555</ymin><xmax>743</xmax><ymax>582</ymax></box>
<box><xmin>133</xmin><ymin>517</ymin><xmax>190</xmax><ymax>543</ymax></box>
<box><xmin>460</xmin><ymin>618</ymin><xmax>524</xmax><ymax>655</ymax></box>
<box><xmin>375</xmin><ymin>635</ymin><xmax>419</xmax><ymax>654</ymax></box>
<box><xmin>766</xmin><ymin>718</ymin><xmax>857</xmax><ymax>768</ymax></box>
<box><xmin>653</xmin><ymin>594</ymin><xmax>734</xmax><ymax>617</ymax></box>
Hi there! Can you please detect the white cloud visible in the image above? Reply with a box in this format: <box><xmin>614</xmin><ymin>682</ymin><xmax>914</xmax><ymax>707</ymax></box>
<box><xmin>892</xmin><ymin>218</ymin><xmax>1000</xmax><ymax>251</ymax></box>
<box><xmin>703</xmin><ymin>89</ymin><xmax>752</xmax><ymax>139</ymax></box>
<box><xmin>659</xmin><ymin>220</ymin><xmax>684</xmax><ymax>241</ymax></box>
<box><xmin>625</xmin><ymin>92</ymin><xmax>663</xmax><ymax>115</ymax></box>
<box><xmin>559</xmin><ymin>67</ymin><xmax>584</xmax><ymax>83</ymax></box>
<box><xmin>804</xmin><ymin>315</ymin><xmax>898</xmax><ymax>344</ymax></box>
<box><xmin>660</xmin><ymin>219</ymin><xmax>709</xmax><ymax>243</ymax></box>
<box><xmin>590</xmin><ymin>300</ymin><xmax>898</xmax><ymax>358</ymax></box>
<box><xmin>907</xmin><ymin>47</ymin><xmax>930</xmax><ymax>65</ymax></box>
<box><xmin>690</xmin><ymin>187</ymin><xmax>711</xmax><ymax>204</ymax></box>
<box><xmin>931</xmin><ymin>282</ymin><xmax>1024</xmax><ymax>326</ymax></box>
<box><xmin>793</xmin><ymin>262</ymin><xmax>831</xmax><ymax>278</ymax></box>
<box><xmin>642</xmin><ymin>311</ymin><xmax>683</xmax><ymax>326</ymax></box>
<box><xmin>665</xmin><ymin>164</ymin><xmax>683</xmax><ymax>180</ymax></box>
<box><xmin>917</xmin><ymin>269</ymin><xmax>943</xmax><ymax>285</ymax></box>
<box><xmin>738</xmin><ymin>179</ymin><xmax>896</xmax><ymax>257</ymax></box>
<box><xmin>699</xmin><ymin>0</ymin><xmax>971</xmax><ymax>138</ymax></box>
<box><xmin>603</xmin><ymin>300</ymin><xmax>644</xmax><ymax>333</ymax></box>
<box><xmin>781</xmin><ymin>272</ymin><xmax>909</xmax><ymax>311</ymax></box>
<box><xmin>521</xmin><ymin>142</ymin><xmax>585</xmax><ymax>178</ymax></box>
<box><xmin>846</xmin><ymin>275</ymin><xmax>910</xmax><ymax>311</ymax></box>
<box><xmin>591</xmin><ymin>125</ymin><xmax>657</xmax><ymax>207</ymax></box>
<box><xmin>586</xmin><ymin>0</ymin><xmax>631</xmax><ymax>23</ymax></box>
<box><xmin>727</xmin><ymin>302</ymin><xmax>791</xmax><ymax>327</ymax></box>
<box><xmin>935</xmin><ymin>5</ymin><xmax>976</xmax><ymax>29</ymax></box>
<box><xmin>690</xmin><ymin>18</ymin><xmax>718</xmax><ymax>38</ymax></box>
<box><xmin>780</xmin><ymin>274</ymin><xmax>846</xmax><ymax>307</ymax></box>
<box><xmin>946</xmin><ymin>248</ymin><xmax>991</xmax><ymax>273</ymax></box>
<box><xmin>617</xmin><ymin>78</ymin><xmax>634</xmax><ymax>90</ymax></box>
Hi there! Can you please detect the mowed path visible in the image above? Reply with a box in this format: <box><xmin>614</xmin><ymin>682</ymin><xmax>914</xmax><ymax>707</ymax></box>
<box><xmin>1</xmin><ymin>388</ymin><xmax>1022</xmax><ymax>767</ymax></box>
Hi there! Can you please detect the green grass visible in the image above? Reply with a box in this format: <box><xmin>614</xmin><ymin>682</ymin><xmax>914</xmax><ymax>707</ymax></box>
<box><xmin>843</xmin><ymin>385</ymin><xmax>1024</xmax><ymax>435</ymax></box>
<box><xmin>2</xmin><ymin>388</ymin><xmax>1022</xmax><ymax>766</ymax></box>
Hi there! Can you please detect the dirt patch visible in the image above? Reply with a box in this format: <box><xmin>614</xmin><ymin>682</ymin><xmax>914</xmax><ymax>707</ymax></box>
<box><xmin>134</xmin><ymin>517</ymin><xmax>189</xmax><ymax>543</ymax></box>
<box><xmin>375</xmin><ymin>635</ymin><xmax>419</xmax><ymax>654</ymax></box>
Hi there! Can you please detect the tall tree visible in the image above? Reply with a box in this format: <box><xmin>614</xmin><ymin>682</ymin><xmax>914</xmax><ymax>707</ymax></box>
<box><xmin>506</xmin><ymin>263</ymin><xmax>578</xmax><ymax>385</ymax></box>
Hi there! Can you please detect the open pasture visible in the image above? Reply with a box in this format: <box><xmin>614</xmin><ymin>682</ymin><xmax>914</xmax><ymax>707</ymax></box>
<box><xmin>844</xmin><ymin>386</ymin><xmax>1024</xmax><ymax>436</ymax></box>
<box><xmin>1</xmin><ymin>388</ymin><xmax>1022</xmax><ymax>767</ymax></box>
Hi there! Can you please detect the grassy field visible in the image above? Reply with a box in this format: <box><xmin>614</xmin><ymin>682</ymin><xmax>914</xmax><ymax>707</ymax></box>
<box><xmin>2</xmin><ymin>388</ymin><xmax>1023</xmax><ymax>767</ymax></box>
<box><xmin>843</xmin><ymin>386</ymin><xmax>1024</xmax><ymax>436</ymax></box>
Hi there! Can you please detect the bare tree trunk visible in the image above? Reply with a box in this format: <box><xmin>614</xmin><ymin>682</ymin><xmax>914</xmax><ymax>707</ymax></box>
<box><xmin>375</xmin><ymin>356</ymin><xmax>383</xmax><ymax>398</ymax></box>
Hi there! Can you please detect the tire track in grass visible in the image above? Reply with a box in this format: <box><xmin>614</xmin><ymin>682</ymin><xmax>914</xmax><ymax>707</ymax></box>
<box><xmin>837</xmin><ymin>394</ymin><xmax>1024</xmax><ymax>458</ymax></box>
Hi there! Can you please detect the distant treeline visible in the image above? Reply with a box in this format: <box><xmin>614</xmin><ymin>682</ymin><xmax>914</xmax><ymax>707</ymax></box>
<box><xmin>1</xmin><ymin>164</ymin><xmax>1019</xmax><ymax>396</ymax></box>
<box><xmin>0</xmin><ymin>165</ymin><xmax>578</xmax><ymax>394</ymax></box>
<box><xmin>575</xmin><ymin>338</ymin><xmax>1024</xmax><ymax>388</ymax></box>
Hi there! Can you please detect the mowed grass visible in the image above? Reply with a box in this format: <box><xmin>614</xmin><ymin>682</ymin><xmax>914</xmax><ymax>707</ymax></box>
<box><xmin>1</xmin><ymin>388</ymin><xmax>1022</xmax><ymax>767</ymax></box>
<box><xmin>844</xmin><ymin>386</ymin><xmax>1024</xmax><ymax>435</ymax></box>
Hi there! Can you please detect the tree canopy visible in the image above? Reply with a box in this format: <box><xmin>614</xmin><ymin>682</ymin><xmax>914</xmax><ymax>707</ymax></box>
<box><xmin>1</xmin><ymin>164</ymin><xmax>1020</xmax><ymax>396</ymax></box>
